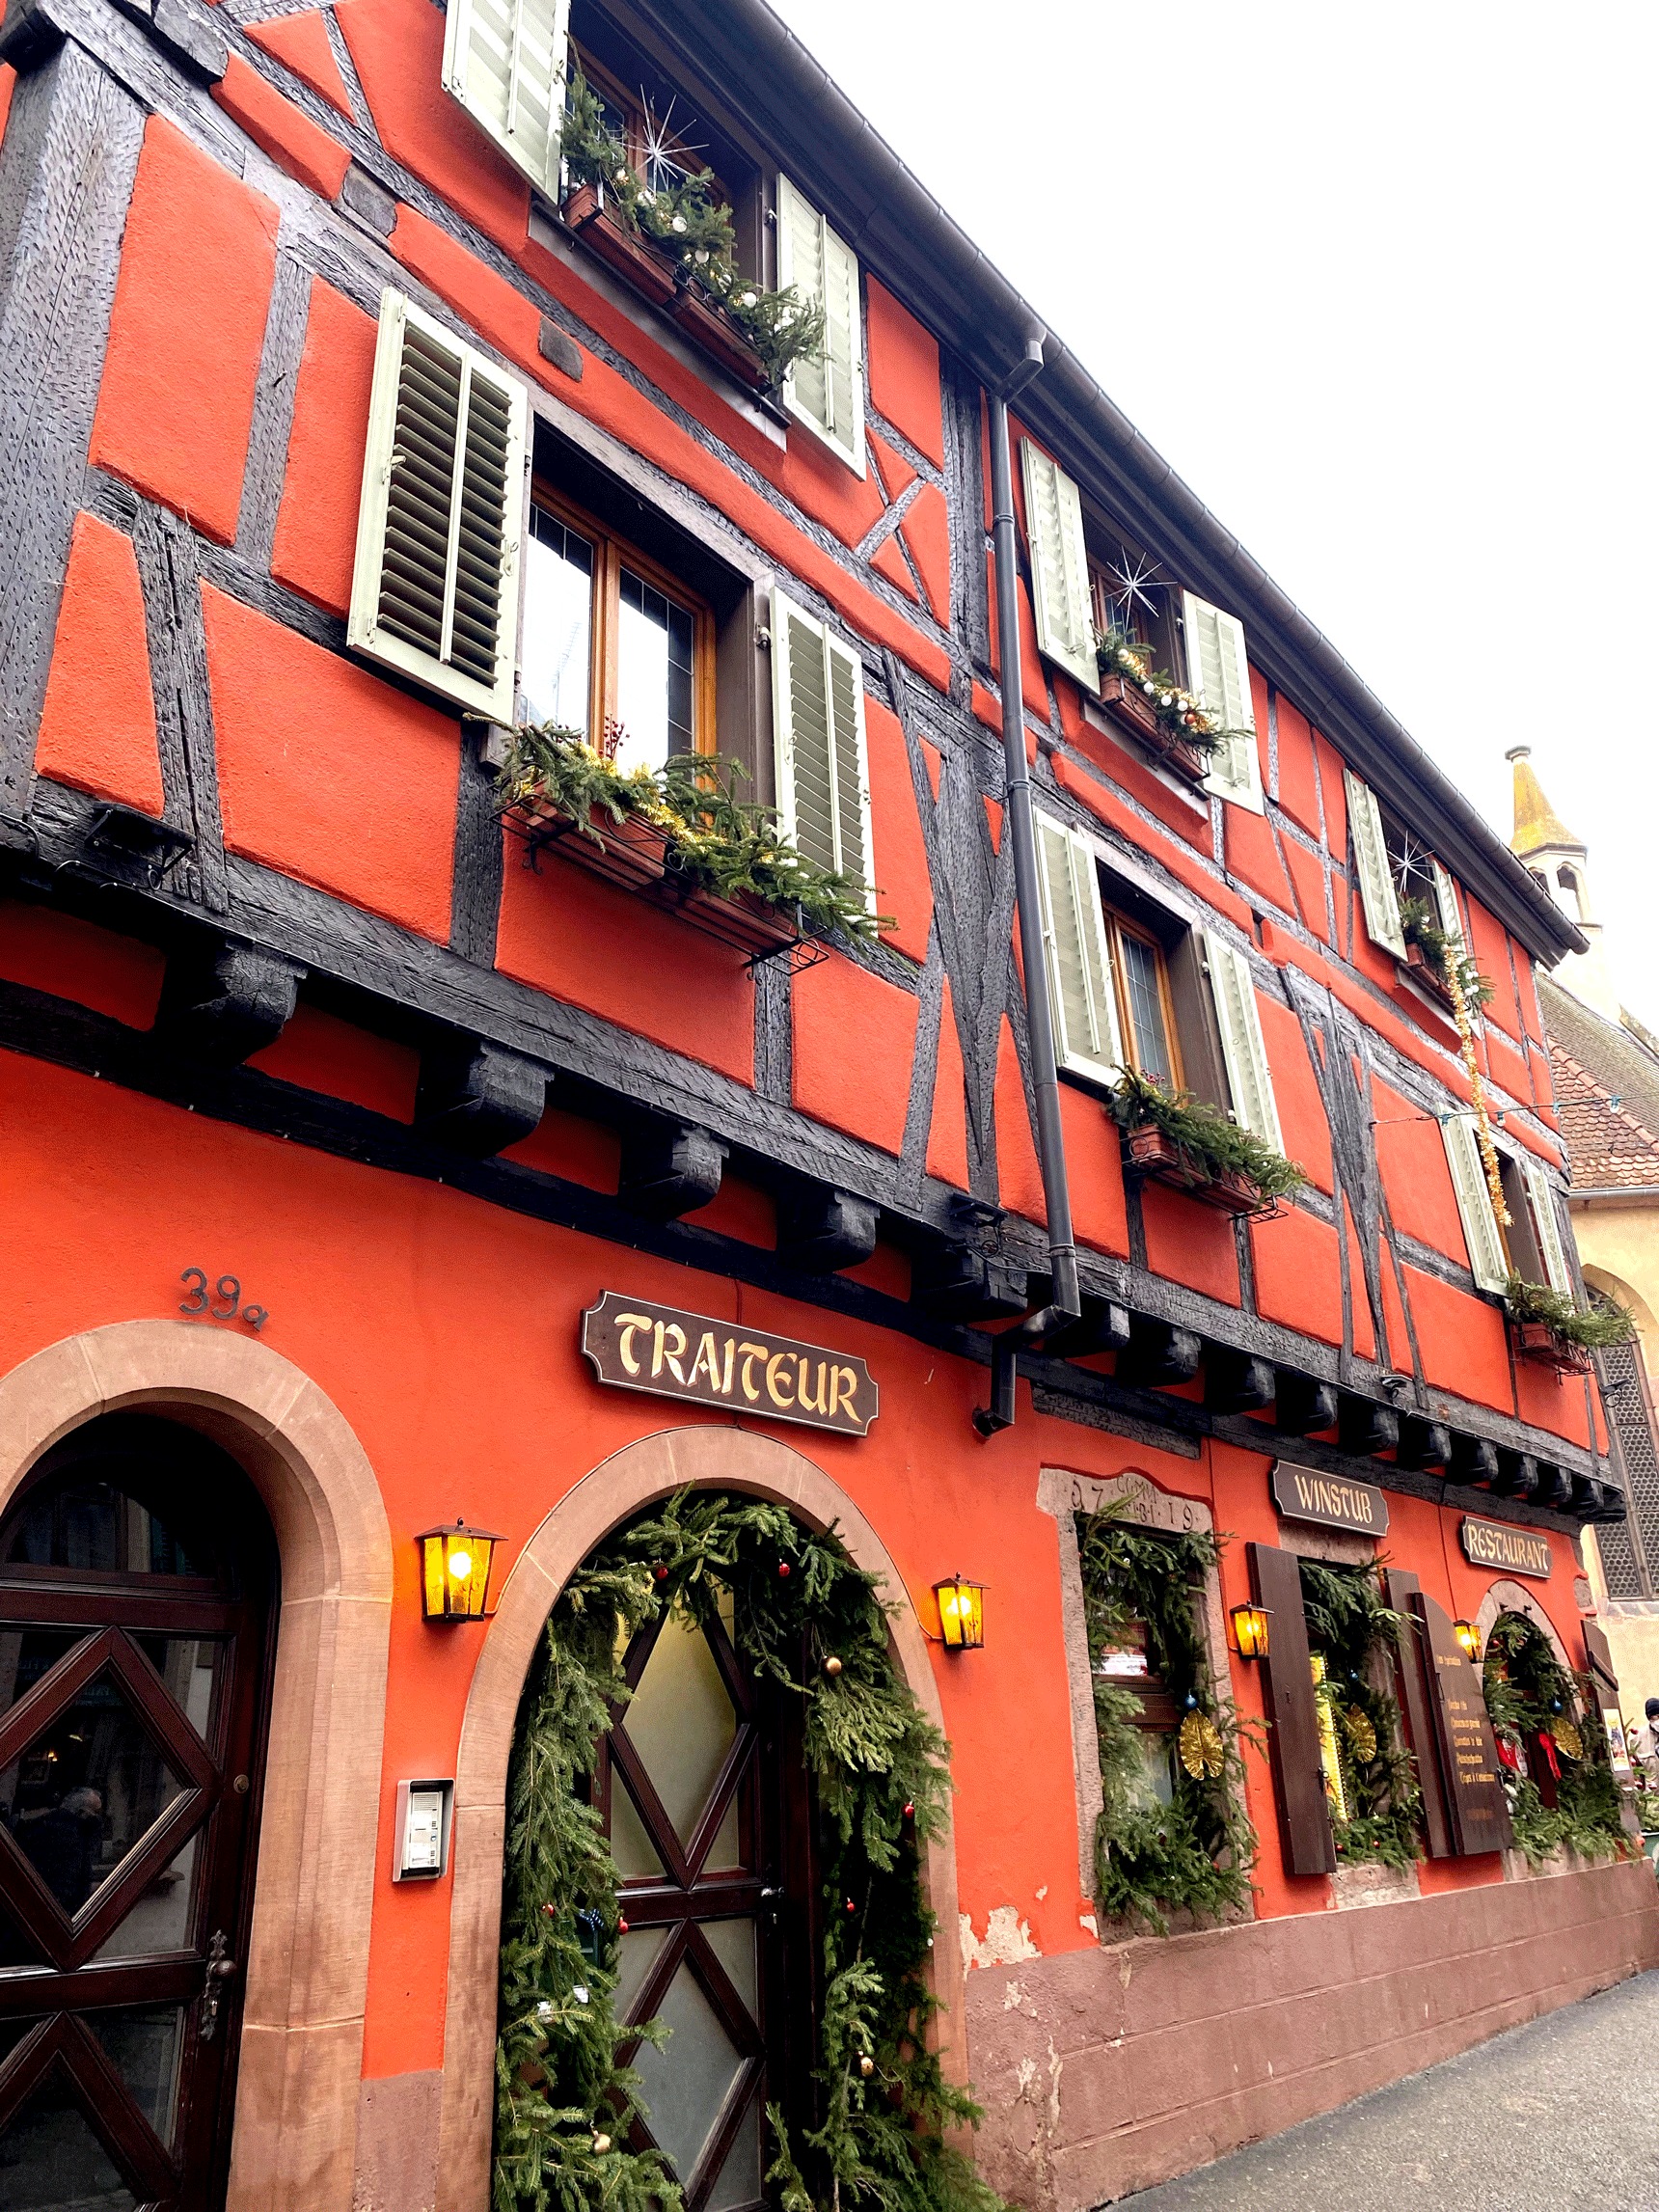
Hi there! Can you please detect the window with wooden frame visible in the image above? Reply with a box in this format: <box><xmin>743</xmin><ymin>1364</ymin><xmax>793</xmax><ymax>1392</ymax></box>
<box><xmin>1093</xmin><ymin>1619</ymin><xmax>1178</xmax><ymax>1811</ymax></box>
<box><xmin>1441</xmin><ymin>1116</ymin><xmax>1574</xmax><ymax>1297</ymax></box>
<box><xmin>1104</xmin><ymin>909</ymin><xmax>1183</xmax><ymax>1092</ymax></box>
<box><xmin>520</xmin><ymin>485</ymin><xmax>717</xmax><ymax>777</ymax></box>
<box><xmin>568</xmin><ymin>40</ymin><xmax>747</xmax><ymax>223</ymax></box>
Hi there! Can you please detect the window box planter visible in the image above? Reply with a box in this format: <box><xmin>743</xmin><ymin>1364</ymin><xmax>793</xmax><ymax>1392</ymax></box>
<box><xmin>649</xmin><ymin>872</ymin><xmax>805</xmax><ymax>958</ymax></box>
<box><xmin>1096</xmin><ymin>674</ymin><xmax>1211</xmax><ymax>789</ymax></box>
<box><xmin>1121</xmin><ymin>1123</ymin><xmax>1271</xmax><ymax>1216</ymax></box>
<box><xmin>559</xmin><ymin>182</ymin><xmax>680</xmax><ymax>307</ymax></box>
<box><xmin>1509</xmin><ymin>1321</ymin><xmax>1592</xmax><ymax>1376</ymax></box>
<box><xmin>505</xmin><ymin>797</ymin><xmax>671</xmax><ymax>894</ymax></box>
<box><xmin>664</xmin><ymin>282</ymin><xmax>771</xmax><ymax>392</ymax></box>
<box><xmin>1402</xmin><ymin>940</ymin><xmax>1456</xmax><ymax>1010</ymax></box>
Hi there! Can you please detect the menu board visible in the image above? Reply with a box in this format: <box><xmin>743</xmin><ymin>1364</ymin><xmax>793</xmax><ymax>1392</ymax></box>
<box><xmin>1409</xmin><ymin>1591</ymin><xmax>1514</xmax><ymax>1856</ymax></box>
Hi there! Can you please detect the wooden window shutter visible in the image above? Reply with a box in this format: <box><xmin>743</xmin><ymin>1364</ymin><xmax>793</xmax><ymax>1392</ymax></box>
<box><xmin>1343</xmin><ymin>768</ymin><xmax>1407</xmax><ymax>957</ymax></box>
<box><xmin>1181</xmin><ymin>593</ymin><xmax>1262</xmax><ymax>812</ymax></box>
<box><xmin>1520</xmin><ymin>1152</ymin><xmax>1574</xmax><ymax>1296</ymax></box>
<box><xmin>1033</xmin><ymin>811</ymin><xmax>1122</xmax><ymax>1084</ymax></box>
<box><xmin>1382</xmin><ymin>1569</ymin><xmax>1455</xmax><ymax>1859</ymax></box>
<box><xmin>1203</xmin><ymin>931</ymin><xmax>1284</xmax><ymax>1152</ymax></box>
<box><xmin>441</xmin><ymin>0</ymin><xmax>571</xmax><ymax>196</ymax></box>
<box><xmin>770</xmin><ymin>589</ymin><xmax>874</xmax><ymax>898</ymax></box>
<box><xmin>1440</xmin><ymin>1111</ymin><xmax>1509</xmax><ymax>1293</ymax></box>
<box><xmin>1429</xmin><ymin>857</ymin><xmax>1464</xmax><ymax>946</ymax></box>
<box><xmin>776</xmin><ymin>176</ymin><xmax>864</xmax><ymax>476</ymax></box>
<box><xmin>1247</xmin><ymin>1543</ymin><xmax>1336</xmax><ymax>1876</ymax></box>
<box><xmin>1019</xmin><ymin>439</ymin><xmax>1096</xmax><ymax>689</ymax></box>
<box><xmin>348</xmin><ymin>290</ymin><xmax>528</xmax><ymax>722</ymax></box>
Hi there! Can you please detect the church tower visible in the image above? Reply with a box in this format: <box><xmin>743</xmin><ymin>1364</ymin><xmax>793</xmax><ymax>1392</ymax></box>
<box><xmin>1508</xmin><ymin>745</ymin><xmax>1621</xmax><ymax>1022</ymax></box>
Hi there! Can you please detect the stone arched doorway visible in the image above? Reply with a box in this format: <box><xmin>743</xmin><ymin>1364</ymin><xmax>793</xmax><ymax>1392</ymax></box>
<box><xmin>434</xmin><ymin>1426</ymin><xmax>963</xmax><ymax>2212</ymax></box>
<box><xmin>0</xmin><ymin>1321</ymin><xmax>393</xmax><ymax>2211</ymax></box>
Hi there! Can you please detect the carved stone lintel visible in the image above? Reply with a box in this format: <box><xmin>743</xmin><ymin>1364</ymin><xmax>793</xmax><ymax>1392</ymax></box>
<box><xmin>1119</xmin><ymin>1319</ymin><xmax>1202</xmax><ymax>1389</ymax></box>
<box><xmin>1396</xmin><ymin>1416</ymin><xmax>1452</xmax><ymax>1471</ymax></box>
<box><xmin>1491</xmin><ymin>1450</ymin><xmax>1538</xmax><ymax>1502</ymax></box>
<box><xmin>417</xmin><ymin>1040</ymin><xmax>547</xmax><ymax>1158</ymax></box>
<box><xmin>1337</xmin><ymin>1396</ymin><xmax>1399</xmax><ymax>1458</ymax></box>
<box><xmin>775</xmin><ymin>1185</ymin><xmax>879</xmax><ymax>1274</ymax></box>
<box><xmin>1043</xmin><ymin>1298</ymin><xmax>1131</xmax><ymax>1360</ymax></box>
<box><xmin>618</xmin><ymin>1119</ymin><xmax>727</xmax><ymax>1219</ymax></box>
<box><xmin>1274</xmin><ymin>1371</ymin><xmax>1337</xmax><ymax>1436</ymax></box>
<box><xmin>1204</xmin><ymin>1348</ymin><xmax>1276</xmax><ymax>1414</ymax></box>
<box><xmin>909</xmin><ymin>1241</ymin><xmax>1027</xmax><ymax>1322</ymax></box>
<box><xmin>156</xmin><ymin>942</ymin><xmax>303</xmax><ymax>1067</ymax></box>
<box><xmin>1450</xmin><ymin>1434</ymin><xmax>1499</xmax><ymax>1487</ymax></box>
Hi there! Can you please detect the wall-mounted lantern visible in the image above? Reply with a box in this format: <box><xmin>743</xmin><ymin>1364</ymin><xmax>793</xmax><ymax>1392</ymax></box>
<box><xmin>1454</xmin><ymin>1620</ymin><xmax>1482</xmax><ymax>1663</ymax></box>
<box><xmin>934</xmin><ymin>1573</ymin><xmax>985</xmax><ymax>1652</ymax></box>
<box><xmin>417</xmin><ymin>1518</ymin><xmax>502</xmax><ymax>1623</ymax></box>
<box><xmin>1229</xmin><ymin>1602</ymin><xmax>1271</xmax><ymax>1660</ymax></box>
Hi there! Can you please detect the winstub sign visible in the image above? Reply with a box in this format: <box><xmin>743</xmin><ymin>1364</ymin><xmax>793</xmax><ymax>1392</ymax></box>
<box><xmin>1270</xmin><ymin>1461</ymin><xmax>1390</xmax><ymax>1538</ymax></box>
<box><xmin>580</xmin><ymin>1291</ymin><xmax>878</xmax><ymax>1436</ymax></box>
<box><xmin>1459</xmin><ymin>1516</ymin><xmax>1553</xmax><ymax>1580</ymax></box>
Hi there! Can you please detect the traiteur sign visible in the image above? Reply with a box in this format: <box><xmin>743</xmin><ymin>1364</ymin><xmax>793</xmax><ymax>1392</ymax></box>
<box><xmin>581</xmin><ymin>1291</ymin><xmax>878</xmax><ymax>1436</ymax></box>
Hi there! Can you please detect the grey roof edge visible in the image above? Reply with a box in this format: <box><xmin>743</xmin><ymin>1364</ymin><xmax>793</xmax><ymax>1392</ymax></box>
<box><xmin>621</xmin><ymin>0</ymin><xmax>1588</xmax><ymax>971</ymax></box>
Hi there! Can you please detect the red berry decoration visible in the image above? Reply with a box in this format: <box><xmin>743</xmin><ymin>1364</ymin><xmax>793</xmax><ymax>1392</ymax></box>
<box><xmin>542</xmin><ymin>1903</ymin><xmax>556</xmax><ymax>1917</ymax></box>
<box><xmin>845</xmin><ymin>1898</ymin><xmax>857</xmax><ymax>1914</ymax></box>
<box><xmin>777</xmin><ymin>1561</ymin><xmax>791</xmax><ymax>1578</ymax></box>
<box><xmin>617</xmin><ymin>1917</ymin><xmax>630</xmax><ymax>1934</ymax></box>
<box><xmin>902</xmin><ymin>1801</ymin><xmax>914</xmax><ymax>1819</ymax></box>
<box><xmin>653</xmin><ymin>1564</ymin><xmax>668</xmax><ymax>1582</ymax></box>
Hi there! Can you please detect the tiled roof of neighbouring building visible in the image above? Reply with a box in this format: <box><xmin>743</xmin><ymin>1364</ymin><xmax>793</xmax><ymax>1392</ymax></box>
<box><xmin>1543</xmin><ymin>975</ymin><xmax>1659</xmax><ymax>1191</ymax></box>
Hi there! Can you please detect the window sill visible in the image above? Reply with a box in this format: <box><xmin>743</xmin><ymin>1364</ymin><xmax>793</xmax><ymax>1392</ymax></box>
<box><xmin>1120</xmin><ymin>1122</ymin><xmax>1276</xmax><ymax>1217</ymax></box>
<box><xmin>1091</xmin><ymin>673</ymin><xmax>1213</xmax><ymax>792</ymax></box>
<box><xmin>504</xmin><ymin>797</ymin><xmax>806</xmax><ymax>960</ymax></box>
<box><xmin>554</xmin><ymin>184</ymin><xmax>786</xmax><ymax>420</ymax></box>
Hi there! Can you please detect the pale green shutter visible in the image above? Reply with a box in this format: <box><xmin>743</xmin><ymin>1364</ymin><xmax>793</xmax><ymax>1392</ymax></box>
<box><xmin>348</xmin><ymin>290</ymin><xmax>528</xmax><ymax>722</ymax></box>
<box><xmin>1430</xmin><ymin>857</ymin><xmax>1463</xmax><ymax>945</ymax></box>
<box><xmin>771</xmin><ymin>589</ymin><xmax>873</xmax><ymax>901</ymax></box>
<box><xmin>1441</xmin><ymin>1112</ymin><xmax>1509</xmax><ymax>1293</ymax></box>
<box><xmin>1033</xmin><ymin>811</ymin><xmax>1121</xmax><ymax>1084</ymax></box>
<box><xmin>1203</xmin><ymin>930</ymin><xmax>1284</xmax><ymax>1151</ymax></box>
<box><xmin>1344</xmin><ymin>768</ymin><xmax>1407</xmax><ymax>957</ymax></box>
<box><xmin>1183</xmin><ymin>593</ymin><xmax>1263</xmax><ymax>811</ymax></box>
<box><xmin>1520</xmin><ymin>1152</ymin><xmax>1575</xmax><ymax>1296</ymax></box>
<box><xmin>441</xmin><ymin>0</ymin><xmax>570</xmax><ymax>195</ymax></box>
<box><xmin>1019</xmin><ymin>439</ymin><xmax>1096</xmax><ymax>689</ymax></box>
<box><xmin>776</xmin><ymin>176</ymin><xmax>864</xmax><ymax>475</ymax></box>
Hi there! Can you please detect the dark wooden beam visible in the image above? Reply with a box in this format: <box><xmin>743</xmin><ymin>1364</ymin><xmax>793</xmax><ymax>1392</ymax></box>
<box><xmin>775</xmin><ymin>1185</ymin><xmax>879</xmax><ymax>1274</ymax></box>
<box><xmin>1337</xmin><ymin>1395</ymin><xmax>1399</xmax><ymax>1458</ymax></box>
<box><xmin>1119</xmin><ymin>1318</ymin><xmax>1202</xmax><ymax>1389</ymax></box>
<box><xmin>910</xmin><ymin>1241</ymin><xmax>1028</xmax><ymax>1322</ymax></box>
<box><xmin>1205</xmin><ymin>1348</ymin><xmax>1276</xmax><ymax>1414</ymax></box>
<box><xmin>1274</xmin><ymin>1371</ymin><xmax>1337</xmax><ymax>1436</ymax></box>
<box><xmin>1042</xmin><ymin>1297</ymin><xmax>1130</xmax><ymax>1361</ymax></box>
<box><xmin>1531</xmin><ymin>1464</ymin><xmax>1571</xmax><ymax>1511</ymax></box>
<box><xmin>618</xmin><ymin>1117</ymin><xmax>727</xmax><ymax>1219</ymax></box>
<box><xmin>1450</xmin><ymin>1434</ymin><xmax>1499</xmax><ymax>1487</ymax></box>
<box><xmin>1396</xmin><ymin>1416</ymin><xmax>1452</xmax><ymax>1471</ymax></box>
<box><xmin>155</xmin><ymin>942</ymin><xmax>303</xmax><ymax>1066</ymax></box>
<box><xmin>416</xmin><ymin>1039</ymin><xmax>547</xmax><ymax>1159</ymax></box>
<box><xmin>1490</xmin><ymin>1450</ymin><xmax>1537</xmax><ymax>1502</ymax></box>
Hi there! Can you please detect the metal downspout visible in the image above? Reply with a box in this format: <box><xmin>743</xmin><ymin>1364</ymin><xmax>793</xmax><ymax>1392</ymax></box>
<box><xmin>974</xmin><ymin>351</ymin><xmax>1083</xmax><ymax>1436</ymax></box>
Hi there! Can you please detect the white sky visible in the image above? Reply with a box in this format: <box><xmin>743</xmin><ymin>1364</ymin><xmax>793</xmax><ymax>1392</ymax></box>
<box><xmin>767</xmin><ymin>0</ymin><xmax>1659</xmax><ymax>1020</ymax></box>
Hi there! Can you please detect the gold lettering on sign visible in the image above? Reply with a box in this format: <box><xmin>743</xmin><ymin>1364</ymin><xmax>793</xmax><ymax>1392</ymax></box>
<box><xmin>1270</xmin><ymin>1461</ymin><xmax>1390</xmax><ymax>1538</ymax></box>
<box><xmin>1459</xmin><ymin>1517</ymin><xmax>1553</xmax><ymax>1580</ymax></box>
<box><xmin>582</xmin><ymin>1294</ymin><xmax>878</xmax><ymax>1435</ymax></box>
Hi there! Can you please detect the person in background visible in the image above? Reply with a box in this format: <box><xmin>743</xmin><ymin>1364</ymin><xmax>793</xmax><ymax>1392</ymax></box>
<box><xmin>1630</xmin><ymin>1697</ymin><xmax>1659</xmax><ymax>1787</ymax></box>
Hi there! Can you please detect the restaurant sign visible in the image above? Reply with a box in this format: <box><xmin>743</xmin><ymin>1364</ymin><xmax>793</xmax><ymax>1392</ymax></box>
<box><xmin>580</xmin><ymin>1292</ymin><xmax>878</xmax><ymax>1436</ymax></box>
<box><xmin>1459</xmin><ymin>1517</ymin><xmax>1553</xmax><ymax>1580</ymax></box>
<box><xmin>1270</xmin><ymin>1462</ymin><xmax>1390</xmax><ymax>1538</ymax></box>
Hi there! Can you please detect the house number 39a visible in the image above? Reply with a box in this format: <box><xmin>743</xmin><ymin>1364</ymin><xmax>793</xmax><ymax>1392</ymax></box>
<box><xmin>178</xmin><ymin>1269</ymin><xmax>268</xmax><ymax>1332</ymax></box>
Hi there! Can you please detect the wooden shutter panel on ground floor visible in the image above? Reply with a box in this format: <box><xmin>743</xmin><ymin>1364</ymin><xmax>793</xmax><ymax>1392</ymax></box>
<box><xmin>348</xmin><ymin>290</ymin><xmax>528</xmax><ymax>723</ymax></box>
<box><xmin>1344</xmin><ymin>767</ymin><xmax>1407</xmax><ymax>957</ymax></box>
<box><xmin>1247</xmin><ymin>1542</ymin><xmax>1336</xmax><ymax>1876</ymax></box>
<box><xmin>1441</xmin><ymin>1111</ymin><xmax>1510</xmax><ymax>1293</ymax></box>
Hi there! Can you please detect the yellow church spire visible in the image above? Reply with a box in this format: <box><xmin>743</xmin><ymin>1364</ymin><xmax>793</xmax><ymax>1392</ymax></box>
<box><xmin>1507</xmin><ymin>744</ymin><xmax>1583</xmax><ymax>860</ymax></box>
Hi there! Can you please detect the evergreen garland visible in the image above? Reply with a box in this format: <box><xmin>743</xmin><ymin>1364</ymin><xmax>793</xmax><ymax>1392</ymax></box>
<box><xmin>1502</xmin><ymin>1273</ymin><xmax>1637</xmax><ymax>1352</ymax></box>
<box><xmin>1296</xmin><ymin>1560</ymin><xmax>1422</xmax><ymax>1869</ymax></box>
<box><xmin>1482</xmin><ymin>1611</ymin><xmax>1627</xmax><ymax>1865</ymax></box>
<box><xmin>1093</xmin><ymin>629</ymin><xmax>1224</xmax><ymax>756</ymax></box>
<box><xmin>1075</xmin><ymin>1510</ymin><xmax>1258</xmax><ymax>1934</ymax></box>
<box><xmin>1395</xmin><ymin>895</ymin><xmax>1495</xmax><ymax>1009</ymax></box>
<box><xmin>495</xmin><ymin>726</ymin><xmax>887</xmax><ymax>944</ymax></box>
<box><xmin>1109</xmin><ymin>1069</ymin><xmax>1309</xmax><ymax>1205</ymax></box>
<box><xmin>559</xmin><ymin>74</ymin><xmax>826</xmax><ymax>387</ymax></box>
<box><xmin>494</xmin><ymin>1490</ymin><xmax>1002</xmax><ymax>2212</ymax></box>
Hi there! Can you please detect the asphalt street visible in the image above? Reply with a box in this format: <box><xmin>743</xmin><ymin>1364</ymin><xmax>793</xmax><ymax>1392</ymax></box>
<box><xmin>1120</xmin><ymin>1968</ymin><xmax>1659</xmax><ymax>2211</ymax></box>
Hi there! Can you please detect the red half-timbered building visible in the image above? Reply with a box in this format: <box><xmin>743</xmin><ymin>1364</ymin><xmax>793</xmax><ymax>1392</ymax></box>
<box><xmin>0</xmin><ymin>0</ymin><xmax>1653</xmax><ymax>2206</ymax></box>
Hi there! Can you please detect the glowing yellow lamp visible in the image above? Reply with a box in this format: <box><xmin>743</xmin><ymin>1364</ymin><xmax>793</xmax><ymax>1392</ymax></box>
<box><xmin>1230</xmin><ymin>1602</ymin><xmax>1271</xmax><ymax>1660</ymax></box>
<box><xmin>934</xmin><ymin>1573</ymin><xmax>986</xmax><ymax>1652</ymax></box>
<box><xmin>418</xmin><ymin>1518</ymin><xmax>502</xmax><ymax>1624</ymax></box>
<box><xmin>1454</xmin><ymin>1620</ymin><xmax>1482</xmax><ymax>1663</ymax></box>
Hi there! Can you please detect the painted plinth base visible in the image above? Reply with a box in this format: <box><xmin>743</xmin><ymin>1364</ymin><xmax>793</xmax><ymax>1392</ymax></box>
<box><xmin>965</xmin><ymin>1859</ymin><xmax>1659</xmax><ymax>2210</ymax></box>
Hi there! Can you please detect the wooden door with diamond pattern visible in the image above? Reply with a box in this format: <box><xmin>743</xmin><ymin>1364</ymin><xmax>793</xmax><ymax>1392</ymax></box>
<box><xmin>0</xmin><ymin>1415</ymin><xmax>275</xmax><ymax>2211</ymax></box>
<box><xmin>598</xmin><ymin>1596</ymin><xmax>816</xmax><ymax>2212</ymax></box>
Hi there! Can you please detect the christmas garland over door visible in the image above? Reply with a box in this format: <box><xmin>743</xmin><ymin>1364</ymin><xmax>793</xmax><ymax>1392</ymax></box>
<box><xmin>494</xmin><ymin>1489</ymin><xmax>1003</xmax><ymax>2212</ymax></box>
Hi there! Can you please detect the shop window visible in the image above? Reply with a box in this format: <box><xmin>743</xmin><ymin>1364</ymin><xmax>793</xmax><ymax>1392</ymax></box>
<box><xmin>1297</xmin><ymin>1557</ymin><xmax>1419</xmax><ymax>1868</ymax></box>
<box><xmin>1482</xmin><ymin>1610</ymin><xmax>1623</xmax><ymax>1858</ymax></box>
<box><xmin>1092</xmin><ymin>1619</ymin><xmax>1178</xmax><ymax>1811</ymax></box>
<box><xmin>521</xmin><ymin>490</ymin><xmax>714</xmax><ymax>777</ymax></box>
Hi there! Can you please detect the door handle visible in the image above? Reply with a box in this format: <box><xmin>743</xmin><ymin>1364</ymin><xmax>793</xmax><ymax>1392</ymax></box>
<box><xmin>200</xmin><ymin>1929</ymin><xmax>239</xmax><ymax>2042</ymax></box>
<box><xmin>759</xmin><ymin>1886</ymin><xmax>783</xmax><ymax>1929</ymax></box>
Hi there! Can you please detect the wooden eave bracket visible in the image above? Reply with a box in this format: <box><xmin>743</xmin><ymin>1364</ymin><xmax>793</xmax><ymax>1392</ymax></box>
<box><xmin>417</xmin><ymin>1039</ymin><xmax>549</xmax><ymax>1159</ymax></box>
<box><xmin>154</xmin><ymin>941</ymin><xmax>304</xmax><ymax>1068</ymax></box>
<box><xmin>618</xmin><ymin>1116</ymin><xmax>728</xmax><ymax>1220</ymax></box>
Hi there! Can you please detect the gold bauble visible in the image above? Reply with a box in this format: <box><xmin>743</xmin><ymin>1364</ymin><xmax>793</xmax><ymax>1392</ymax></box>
<box><xmin>1178</xmin><ymin>1710</ymin><xmax>1225</xmax><ymax>1781</ymax></box>
<box><xmin>1343</xmin><ymin>1707</ymin><xmax>1378</xmax><ymax>1764</ymax></box>
<box><xmin>1552</xmin><ymin>1715</ymin><xmax>1583</xmax><ymax>1761</ymax></box>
